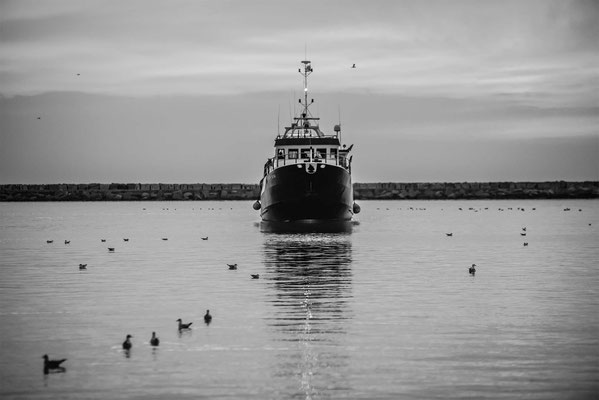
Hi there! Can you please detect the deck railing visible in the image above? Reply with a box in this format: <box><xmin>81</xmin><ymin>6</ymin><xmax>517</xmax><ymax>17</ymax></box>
<box><xmin>263</xmin><ymin>156</ymin><xmax>350</xmax><ymax>177</ymax></box>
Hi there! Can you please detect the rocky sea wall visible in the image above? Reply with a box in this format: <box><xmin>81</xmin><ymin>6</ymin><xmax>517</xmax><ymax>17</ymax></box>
<box><xmin>0</xmin><ymin>181</ymin><xmax>597</xmax><ymax>201</ymax></box>
<box><xmin>0</xmin><ymin>183</ymin><xmax>259</xmax><ymax>201</ymax></box>
<box><xmin>353</xmin><ymin>181</ymin><xmax>598</xmax><ymax>200</ymax></box>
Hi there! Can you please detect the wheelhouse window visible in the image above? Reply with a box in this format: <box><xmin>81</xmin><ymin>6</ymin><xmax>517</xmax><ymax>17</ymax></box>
<box><xmin>300</xmin><ymin>148</ymin><xmax>310</xmax><ymax>159</ymax></box>
<box><xmin>330</xmin><ymin>149</ymin><xmax>338</xmax><ymax>159</ymax></box>
<box><xmin>315</xmin><ymin>148</ymin><xmax>326</xmax><ymax>160</ymax></box>
<box><xmin>288</xmin><ymin>149</ymin><xmax>298</xmax><ymax>159</ymax></box>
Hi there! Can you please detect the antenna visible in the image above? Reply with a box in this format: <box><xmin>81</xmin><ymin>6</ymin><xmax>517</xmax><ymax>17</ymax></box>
<box><xmin>293</xmin><ymin>90</ymin><xmax>296</xmax><ymax>119</ymax></box>
<box><xmin>277</xmin><ymin>104</ymin><xmax>280</xmax><ymax>135</ymax></box>
<box><xmin>338</xmin><ymin>105</ymin><xmax>342</xmax><ymax>142</ymax></box>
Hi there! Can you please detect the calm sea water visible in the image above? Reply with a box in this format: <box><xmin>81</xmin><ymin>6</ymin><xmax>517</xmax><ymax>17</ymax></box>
<box><xmin>0</xmin><ymin>200</ymin><xmax>597</xmax><ymax>399</ymax></box>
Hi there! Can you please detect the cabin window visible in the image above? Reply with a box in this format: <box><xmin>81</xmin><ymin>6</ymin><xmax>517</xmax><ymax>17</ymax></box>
<box><xmin>288</xmin><ymin>149</ymin><xmax>298</xmax><ymax>159</ymax></box>
<box><xmin>330</xmin><ymin>149</ymin><xmax>338</xmax><ymax>159</ymax></box>
<box><xmin>315</xmin><ymin>148</ymin><xmax>326</xmax><ymax>159</ymax></box>
<box><xmin>300</xmin><ymin>148</ymin><xmax>310</xmax><ymax>159</ymax></box>
<box><xmin>277</xmin><ymin>149</ymin><xmax>285</xmax><ymax>159</ymax></box>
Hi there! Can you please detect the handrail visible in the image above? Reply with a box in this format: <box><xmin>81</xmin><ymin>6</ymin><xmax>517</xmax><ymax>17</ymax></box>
<box><xmin>262</xmin><ymin>155</ymin><xmax>350</xmax><ymax>177</ymax></box>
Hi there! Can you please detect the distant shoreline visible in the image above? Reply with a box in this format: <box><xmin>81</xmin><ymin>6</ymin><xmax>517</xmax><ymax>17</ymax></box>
<box><xmin>1</xmin><ymin>181</ymin><xmax>597</xmax><ymax>201</ymax></box>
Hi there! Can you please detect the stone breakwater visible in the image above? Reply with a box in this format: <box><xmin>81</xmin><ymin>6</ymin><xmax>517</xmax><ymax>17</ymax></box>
<box><xmin>0</xmin><ymin>183</ymin><xmax>259</xmax><ymax>201</ymax></box>
<box><xmin>0</xmin><ymin>181</ymin><xmax>597</xmax><ymax>201</ymax></box>
<box><xmin>353</xmin><ymin>181</ymin><xmax>598</xmax><ymax>200</ymax></box>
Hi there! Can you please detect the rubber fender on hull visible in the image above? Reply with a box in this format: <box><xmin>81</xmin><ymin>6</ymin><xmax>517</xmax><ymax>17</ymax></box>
<box><xmin>353</xmin><ymin>202</ymin><xmax>361</xmax><ymax>214</ymax></box>
<box><xmin>253</xmin><ymin>200</ymin><xmax>261</xmax><ymax>210</ymax></box>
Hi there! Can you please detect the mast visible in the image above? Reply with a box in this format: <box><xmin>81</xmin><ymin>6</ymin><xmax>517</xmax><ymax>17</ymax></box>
<box><xmin>298</xmin><ymin>60</ymin><xmax>316</xmax><ymax>137</ymax></box>
<box><xmin>300</xmin><ymin>60</ymin><xmax>311</xmax><ymax>118</ymax></box>
<box><xmin>279</xmin><ymin>61</ymin><xmax>328</xmax><ymax>139</ymax></box>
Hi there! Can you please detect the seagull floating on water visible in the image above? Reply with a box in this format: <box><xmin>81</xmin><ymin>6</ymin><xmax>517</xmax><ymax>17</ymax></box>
<box><xmin>47</xmin><ymin>240</ymin><xmax>53</xmax><ymax>244</ymax></box>
<box><xmin>101</xmin><ymin>239</ymin><xmax>106</xmax><ymax>242</ymax></box>
<box><xmin>64</xmin><ymin>240</ymin><xmax>70</xmax><ymax>244</ymax></box>
<box><xmin>43</xmin><ymin>354</ymin><xmax>66</xmax><ymax>373</ymax></box>
<box><xmin>122</xmin><ymin>334</ymin><xmax>132</xmax><ymax>350</ymax></box>
<box><xmin>446</xmin><ymin>233</ymin><xmax>453</xmax><ymax>237</ymax></box>
<box><xmin>176</xmin><ymin>319</ymin><xmax>193</xmax><ymax>330</ymax></box>
<box><xmin>523</xmin><ymin>242</ymin><xmax>529</xmax><ymax>246</ymax></box>
<box><xmin>227</xmin><ymin>263</ymin><xmax>238</xmax><ymax>270</ymax></box>
<box><xmin>204</xmin><ymin>310</ymin><xmax>212</xmax><ymax>324</ymax></box>
<box><xmin>162</xmin><ymin>238</ymin><xmax>168</xmax><ymax>241</ymax></box>
<box><xmin>469</xmin><ymin>264</ymin><xmax>476</xmax><ymax>275</ymax></box>
<box><xmin>79</xmin><ymin>263</ymin><xmax>87</xmax><ymax>270</ymax></box>
<box><xmin>201</xmin><ymin>237</ymin><xmax>208</xmax><ymax>240</ymax></box>
<box><xmin>351</xmin><ymin>63</ymin><xmax>356</xmax><ymax>68</ymax></box>
<box><xmin>123</xmin><ymin>238</ymin><xmax>129</xmax><ymax>242</ymax></box>
<box><xmin>150</xmin><ymin>332</ymin><xmax>159</xmax><ymax>346</ymax></box>
<box><xmin>108</xmin><ymin>247</ymin><xmax>115</xmax><ymax>252</ymax></box>
<box><xmin>251</xmin><ymin>274</ymin><xmax>260</xmax><ymax>279</ymax></box>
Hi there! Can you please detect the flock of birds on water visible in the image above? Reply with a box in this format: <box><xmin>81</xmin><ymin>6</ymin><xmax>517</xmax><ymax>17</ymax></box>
<box><xmin>43</xmin><ymin>310</ymin><xmax>215</xmax><ymax>374</ymax></box>
<box><xmin>376</xmin><ymin>205</ymin><xmax>591</xmax><ymax>277</ymax></box>
<box><xmin>460</xmin><ymin>224</ymin><xmax>529</xmax><ymax>276</ymax></box>
<box><xmin>44</xmin><ymin>235</ymin><xmax>259</xmax><ymax>277</ymax></box>
<box><xmin>41</xmin><ymin>224</ymin><xmax>261</xmax><ymax>375</ymax></box>
<box><xmin>39</xmin><ymin>204</ymin><xmax>591</xmax><ymax>375</ymax></box>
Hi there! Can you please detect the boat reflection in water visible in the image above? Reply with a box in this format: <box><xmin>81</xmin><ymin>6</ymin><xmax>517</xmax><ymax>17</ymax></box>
<box><xmin>262</xmin><ymin>232</ymin><xmax>353</xmax><ymax>397</ymax></box>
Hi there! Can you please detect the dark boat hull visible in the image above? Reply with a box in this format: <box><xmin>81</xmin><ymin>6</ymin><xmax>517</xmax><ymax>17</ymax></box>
<box><xmin>260</xmin><ymin>163</ymin><xmax>353</xmax><ymax>222</ymax></box>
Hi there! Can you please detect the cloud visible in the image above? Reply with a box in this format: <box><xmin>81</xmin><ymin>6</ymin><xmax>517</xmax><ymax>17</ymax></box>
<box><xmin>0</xmin><ymin>0</ymin><xmax>596</xmax><ymax>183</ymax></box>
<box><xmin>1</xmin><ymin>90</ymin><xmax>596</xmax><ymax>183</ymax></box>
<box><xmin>1</xmin><ymin>0</ymin><xmax>597</xmax><ymax>100</ymax></box>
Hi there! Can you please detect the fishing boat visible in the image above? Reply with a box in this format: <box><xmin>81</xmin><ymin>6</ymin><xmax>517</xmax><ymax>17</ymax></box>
<box><xmin>254</xmin><ymin>60</ymin><xmax>360</xmax><ymax>223</ymax></box>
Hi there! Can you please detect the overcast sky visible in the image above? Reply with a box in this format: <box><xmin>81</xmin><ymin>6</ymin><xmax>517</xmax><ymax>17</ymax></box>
<box><xmin>0</xmin><ymin>0</ymin><xmax>597</xmax><ymax>184</ymax></box>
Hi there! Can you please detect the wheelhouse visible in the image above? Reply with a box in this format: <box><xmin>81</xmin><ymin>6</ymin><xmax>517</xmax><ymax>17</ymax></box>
<box><xmin>261</xmin><ymin>60</ymin><xmax>353</xmax><ymax>177</ymax></box>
